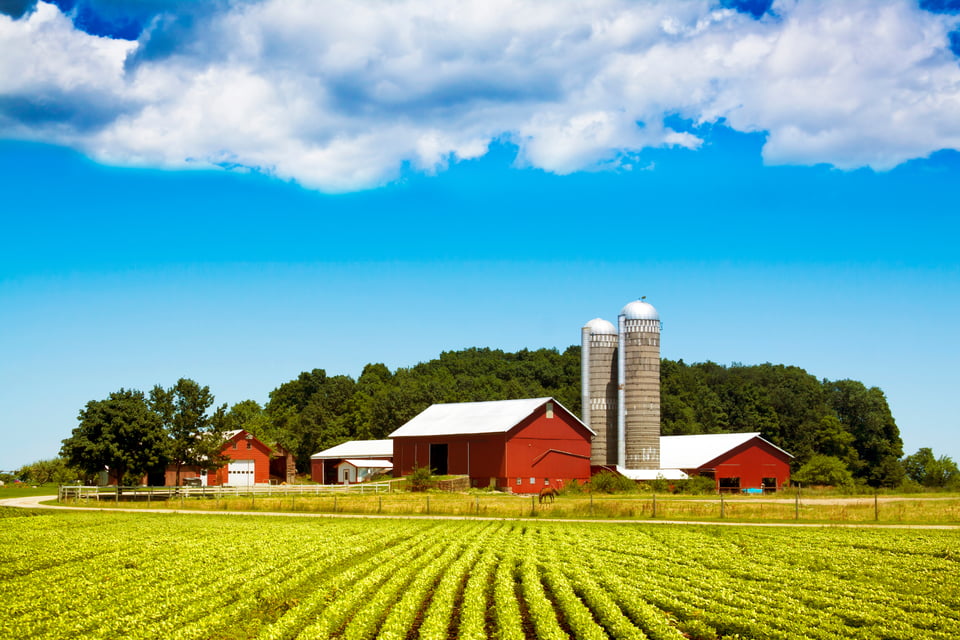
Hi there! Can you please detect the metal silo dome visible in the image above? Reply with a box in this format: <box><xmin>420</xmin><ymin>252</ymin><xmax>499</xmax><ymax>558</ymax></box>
<box><xmin>620</xmin><ymin>300</ymin><xmax>659</xmax><ymax>321</ymax></box>
<box><xmin>584</xmin><ymin>318</ymin><xmax>617</xmax><ymax>334</ymax></box>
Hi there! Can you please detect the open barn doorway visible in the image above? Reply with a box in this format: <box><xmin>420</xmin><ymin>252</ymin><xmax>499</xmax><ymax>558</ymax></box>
<box><xmin>429</xmin><ymin>444</ymin><xmax>448</xmax><ymax>475</ymax></box>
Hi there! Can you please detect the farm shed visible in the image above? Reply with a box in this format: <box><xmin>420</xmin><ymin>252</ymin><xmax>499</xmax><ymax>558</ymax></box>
<box><xmin>626</xmin><ymin>432</ymin><xmax>792</xmax><ymax>492</ymax></box>
<box><xmin>310</xmin><ymin>439</ymin><xmax>393</xmax><ymax>484</ymax></box>
<box><xmin>334</xmin><ymin>459</ymin><xmax>394</xmax><ymax>484</ymax></box>
<box><xmin>164</xmin><ymin>430</ymin><xmax>293</xmax><ymax>487</ymax></box>
<box><xmin>389</xmin><ymin>397</ymin><xmax>594</xmax><ymax>494</ymax></box>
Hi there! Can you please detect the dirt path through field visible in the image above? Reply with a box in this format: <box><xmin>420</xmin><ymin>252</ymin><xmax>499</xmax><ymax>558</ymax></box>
<box><xmin>4</xmin><ymin>494</ymin><xmax>958</xmax><ymax>529</ymax></box>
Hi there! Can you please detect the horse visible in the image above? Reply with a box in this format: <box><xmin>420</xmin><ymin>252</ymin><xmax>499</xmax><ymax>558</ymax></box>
<box><xmin>538</xmin><ymin>486</ymin><xmax>559</xmax><ymax>504</ymax></box>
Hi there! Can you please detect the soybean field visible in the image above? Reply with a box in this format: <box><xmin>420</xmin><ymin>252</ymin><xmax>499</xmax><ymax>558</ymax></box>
<box><xmin>1</xmin><ymin>509</ymin><xmax>957</xmax><ymax>639</ymax></box>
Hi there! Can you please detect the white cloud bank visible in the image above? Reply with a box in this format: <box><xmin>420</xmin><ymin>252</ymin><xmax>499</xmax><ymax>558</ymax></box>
<box><xmin>1</xmin><ymin>0</ymin><xmax>959</xmax><ymax>191</ymax></box>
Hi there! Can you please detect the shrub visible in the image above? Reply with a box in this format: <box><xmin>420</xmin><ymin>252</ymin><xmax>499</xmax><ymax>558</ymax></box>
<box><xmin>588</xmin><ymin>471</ymin><xmax>636</xmax><ymax>494</ymax></box>
<box><xmin>408</xmin><ymin>466</ymin><xmax>435</xmax><ymax>492</ymax></box>
<box><xmin>677</xmin><ymin>475</ymin><xmax>717</xmax><ymax>495</ymax></box>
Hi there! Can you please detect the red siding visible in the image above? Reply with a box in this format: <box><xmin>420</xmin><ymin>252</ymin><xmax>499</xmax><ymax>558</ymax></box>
<box><xmin>699</xmin><ymin>438</ymin><xmax>791</xmax><ymax>492</ymax></box>
<box><xmin>207</xmin><ymin>431</ymin><xmax>274</xmax><ymax>486</ymax></box>
<box><xmin>392</xmin><ymin>401</ymin><xmax>592</xmax><ymax>493</ymax></box>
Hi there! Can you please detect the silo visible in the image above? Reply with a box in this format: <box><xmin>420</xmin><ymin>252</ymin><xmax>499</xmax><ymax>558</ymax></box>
<box><xmin>581</xmin><ymin>318</ymin><xmax>619</xmax><ymax>465</ymax></box>
<box><xmin>618</xmin><ymin>300</ymin><xmax>661</xmax><ymax>470</ymax></box>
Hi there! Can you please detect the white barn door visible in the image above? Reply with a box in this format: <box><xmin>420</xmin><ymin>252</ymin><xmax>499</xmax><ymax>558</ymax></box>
<box><xmin>228</xmin><ymin>459</ymin><xmax>255</xmax><ymax>486</ymax></box>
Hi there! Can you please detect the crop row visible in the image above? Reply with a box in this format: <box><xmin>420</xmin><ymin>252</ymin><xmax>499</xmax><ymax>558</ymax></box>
<box><xmin>0</xmin><ymin>511</ymin><xmax>957</xmax><ymax>639</ymax></box>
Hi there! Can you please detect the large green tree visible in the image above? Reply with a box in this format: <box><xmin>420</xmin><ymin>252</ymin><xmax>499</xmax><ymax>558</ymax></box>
<box><xmin>903</xmin><ymin>448</ymin><xmax>960</xmax><ymax>488</ymax></box>
<box><xmin>61</xmin><ymin>389</ymin><xmax>167</xmax><ymax>487</ymax></box>
<box><xmin>149</xmin><ymin>378</ymin><xmax>229</xmax><ymax>487</ymax></box>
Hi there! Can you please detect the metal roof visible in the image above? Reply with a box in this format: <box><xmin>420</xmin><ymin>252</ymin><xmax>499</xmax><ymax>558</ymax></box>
<box><xmin>660</xmin><ymin>432</ymin><xmax>792</xmax><ymax>469</ymax></box>
<box><xmin>337</xmin><ymin>459</ymin><xmax>394</xmax><ymax>469</ymax></box>
<box><xmin>388</xmin><ymin>397</ymin><xmax>593</xmax><ymax>438</ymax></box>
<box><xmin>583</xmin><ymin>317</ymin><xmax>617</xmax><ymax>334</ymax></box>
<box><xmin>620</xmin><ymin>299</ymin><xmax>659</xmax><ymax>320</ymax></box>
<box><xmin>311</xmin><ymin>439</ymin><xmax>393</xmax><ymax>460</ymax></box>
<box><xmin>616</xmin><ymin>467</ymin><xmax>689</xmax><ymax>480</ymax></box>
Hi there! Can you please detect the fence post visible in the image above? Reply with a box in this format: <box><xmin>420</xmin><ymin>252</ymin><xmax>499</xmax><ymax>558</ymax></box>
<box><xmin>426</xmin><ymin>495</ymin><xmax>430</xmax><ymax>514</ymax></box>
<box><xmin>874</xmin><ymin>491</ymin><xmax>879</xmax><ymax>521</ymax></box>
<box><xmin>531</xmin><ymin>495</ymin><xmax>536</xmax><ymax>517</ymax></box>
<box><xmin>652</xmin><ymin>493</ymin><xmax>657</xmax><ymax>518</ymax></box>
<box><xmin>590</xmin><ymin>493</ymin><xmax>594</xmax><ymax>517</ymax></box>
<box><xmin>720</xmin><ymin>492</ymin><xmax>725</xmax><ymax>519</ymax></box>
<box><xmin>795</xmin><ymin>487</ymin><xmax>800</xmax><ymax>520</ymax></box>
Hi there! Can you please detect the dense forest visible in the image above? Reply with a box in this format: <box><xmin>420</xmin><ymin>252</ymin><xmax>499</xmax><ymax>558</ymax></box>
<box><xmin>224</xmin><ymin>346</ymin><xmax>905</xmax><ymax>487</ymax></box>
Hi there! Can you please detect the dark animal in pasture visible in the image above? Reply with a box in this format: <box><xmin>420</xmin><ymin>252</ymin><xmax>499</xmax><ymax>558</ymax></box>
<box><xmin>538</xmin><ymin>486</ymin><xmax>559</xmax><ymax>504</ymax></box>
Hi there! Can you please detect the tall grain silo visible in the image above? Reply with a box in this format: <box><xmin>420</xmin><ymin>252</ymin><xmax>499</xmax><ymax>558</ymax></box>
<box><xmin>618</xmin><ymin>299</ymin><xmax>661</xmax><ymax>470</ymax></box>
<box><xmin>581</xmin><ymin>318</ymin><xmax>618</xmax><ymax>466</ymax></box>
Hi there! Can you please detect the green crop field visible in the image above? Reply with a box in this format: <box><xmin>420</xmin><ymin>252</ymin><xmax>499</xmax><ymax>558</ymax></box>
<box><xmin>0</xmin><ymin>508</ymin><xmax>957</xmax><ymax>640</ymax></box>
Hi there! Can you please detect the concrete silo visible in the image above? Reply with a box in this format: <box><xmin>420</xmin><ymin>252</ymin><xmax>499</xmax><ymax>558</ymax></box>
<box><xmin>581</xmin><ymin>318</ymin><xmax>618</xmax><ymax>466</ymax></box>
<box><xmin>618</xmin><ymin>300</ymin><xmax>661</xmax><ymax>470</ymax></box>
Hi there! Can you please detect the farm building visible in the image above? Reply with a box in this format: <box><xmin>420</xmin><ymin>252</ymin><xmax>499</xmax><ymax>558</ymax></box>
<box><xmin>334</xmin><ymin>459</ymin><xmax>394</xmax><ymax>484</ymax></box>
<box><xmin>389</xmin><ymin>397</ymin><xmax>593</xmax><ymax>494</ymax></box>
<box><xmin>99</xmin><ymin>429</ymin><xmax>295</xmax><ymax>487</ymax></box>
<box><xmin>615</xmin><ymin>432</ymin><xmax>793</xmax><ymax>492</ymax></box>
<box><xmin>166</xmin><ymin>430</ymin><xmax>294</xmax><ymax>487</ymax></box>
<box><xmin>310</xmin><ymin>439</ymin><xmax>393</xmax><ymax>484</ymax></box>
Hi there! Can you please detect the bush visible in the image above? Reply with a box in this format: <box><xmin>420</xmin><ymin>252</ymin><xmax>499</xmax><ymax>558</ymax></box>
<box><xmin>676</xmin><ymin>475</ymin><xmax>717</xmax><ymax>495</ymax></box>
<box><xmin>407</xmin><ymin>466</ymin><xmax>435</xmax><ymax>492</ymax></box>
<box><xmin>793</xmin><ymin>455</ymin><xmax>855</xmax><ymax>488</ymax></box>
<box><xmin>588</xmin><ymin>471</ymin><xmax>637</xmax><ymax>494</ymax></box>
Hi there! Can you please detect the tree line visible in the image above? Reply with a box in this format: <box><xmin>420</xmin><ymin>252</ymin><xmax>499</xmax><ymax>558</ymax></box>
<box><xmin>14</xmin><ymin>347</ymin><xmax>957</xmax><ymax>489</ymax></box>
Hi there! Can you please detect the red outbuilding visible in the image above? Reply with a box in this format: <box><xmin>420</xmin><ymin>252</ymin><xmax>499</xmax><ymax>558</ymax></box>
<box><xmin>658</xmin><ymin>432</ymin><xmax>792</xmax><ymax>492</ymax></box>
<box><xmin>389</xmin><ymin>397</ymin><xmax>594</xmax><ymax>493</ymax></box>
<box><xmin>163</xmin><ymin>429</ymin><xmax>294</xmax><ymax>487</ymax></box>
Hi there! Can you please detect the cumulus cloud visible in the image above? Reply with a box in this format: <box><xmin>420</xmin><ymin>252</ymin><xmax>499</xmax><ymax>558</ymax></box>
<box><xmin>1</xmin><ymin>0</ymin><xmax>959</xmax><ymax>191</ymax></box>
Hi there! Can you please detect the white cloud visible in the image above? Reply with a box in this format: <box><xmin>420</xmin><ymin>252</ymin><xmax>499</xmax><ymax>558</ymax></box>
<box><xmin>1</xmin><ymin>0</ymin><xmax>959</xmax><ymax>191</ymax></box>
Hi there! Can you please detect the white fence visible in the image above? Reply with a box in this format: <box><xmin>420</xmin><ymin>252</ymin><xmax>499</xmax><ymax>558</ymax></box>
<box><xmin>58</xmin><ymin>482</ymin><xmax>391</xmax><ymax>502</ymax></box>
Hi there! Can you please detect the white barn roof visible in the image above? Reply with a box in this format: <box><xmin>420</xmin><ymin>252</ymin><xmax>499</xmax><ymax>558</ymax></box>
<box><xmin>388</xmin><ymin>397</ymin><xmax>593</xmax><ymax>438</ymax></box>
<box><xmin>311</xmin><ymin>439</ymin><xmax>393</xmax><ymax>460</ymax></box>
<box><xmin>660</xmin><ymin>432</ymin><xmax>792</xmax><ymax>469</ymax></box>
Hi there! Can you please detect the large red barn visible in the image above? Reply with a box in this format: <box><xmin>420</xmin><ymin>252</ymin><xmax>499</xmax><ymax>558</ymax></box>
<box><xmin>389</xmin><ymin>397</ymin><xmax>593</xmax><ymax>493</ymax></box>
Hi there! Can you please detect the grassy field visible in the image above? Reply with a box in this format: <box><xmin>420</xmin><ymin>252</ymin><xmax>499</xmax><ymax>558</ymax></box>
<box><xmin>55</xmin><ymin>489</ymin><xmax>960</xmax><ymax>526</ymax></box>
<box><xmin>0</xmin><ymin>508</ymin><xmax>957</xmax><ymax>639</ymax></box>
<box><xmin>0</xmin><ymin>484</ymin><xmax>63</xmax><ymax>498</ymax></box>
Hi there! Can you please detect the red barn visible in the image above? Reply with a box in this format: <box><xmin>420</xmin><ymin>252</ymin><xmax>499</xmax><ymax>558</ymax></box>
<box><xmin>658</xmin><ymin>432</ymin><xmax>792</xmax><ymax>492</ymax></box>
<box><xmin>389</xmin><ymin>397</ymin><xmax>593</xmax><ymax>493</ymax></box>
<box><xmin>164</xmin><ymin>430</ymin><xmax>293</xmax><ymax>487</ymax></box>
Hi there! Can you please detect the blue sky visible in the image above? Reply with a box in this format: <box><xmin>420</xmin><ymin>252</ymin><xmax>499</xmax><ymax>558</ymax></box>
<box><xmin>2</xmin><ymin>0</ymin><xmax>959</xmax><ymax>471</ymax></box>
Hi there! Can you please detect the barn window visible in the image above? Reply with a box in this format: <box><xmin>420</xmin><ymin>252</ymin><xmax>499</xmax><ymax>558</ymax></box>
<box><xmin>718</xmin><ymin>477</ymin><xmax>740</xmax><ymax>493</ymax></box>
<box><xmin>529</xmin><ymin>477</ymin><xmax>535</xmax><ymax>485</ymax></box>
<box><xmin>246</xmin><ymin>441</ymin><xmax>251</xmax><ymax>450</ymax></box>
<box><xmin>516</xmin><ymin>478</ymin><xmax>521</xmax><ymax>485</ymax></box>
<box><xmin>544</xmin><ymin>478</ymin><xmax>550</xmax><ymax>485</ymax></box>
<box><xmin>546</xmin><ymin>402</ymin><xmax>554</xmax><ymax>418</ymax></box>
<box><xmin>232</xmin><ymin>442</ymin><xmax>238</xmax><ymax>450</ymax></box>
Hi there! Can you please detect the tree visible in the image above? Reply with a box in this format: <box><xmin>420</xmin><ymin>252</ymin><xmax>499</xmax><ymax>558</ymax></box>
<box><xmin>150</xmin><ymin>379</ymin><xmax>229</xmax><ymax>487</ymax></box>
<box><xmin>792</xmin><ymin>455</ymin><xmax>855</xmax><ymax>487</ymax></box>
<box><xmin>15</xmin><ymin>457</ymin><xmax>84</xmax><ymax>485</ymax></box>
<box><xmin>903</xmin><ymin>448</ymin><xmax>960</xmax><ymax>488</ymax></box>
<box><xmin>61</xmin><ymin>389</ymin><xmax>167</xmax><ymax>488</ymax></box>
<box><xmin>825</xmin><ymin>380</ymin><xmax>903</xmax><ymax>487</ymax></box>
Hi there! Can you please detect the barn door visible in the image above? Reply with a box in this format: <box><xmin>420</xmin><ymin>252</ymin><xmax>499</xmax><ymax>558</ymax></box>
<box><xmin>429</xmin><ymin>444</ymin><xmax>448</xmax><ymax>475</ymax></box>
<box><xmin>228</xmin><ymin>459</ymin><xmax>255</xmax><ymax>486</ymax></box>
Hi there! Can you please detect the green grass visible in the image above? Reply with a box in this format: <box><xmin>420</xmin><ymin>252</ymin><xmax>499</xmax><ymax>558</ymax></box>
<box><xmin>0</xmin><ymin>484</ymin><xmax>60</xmax><ymax>499</ymax></box>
